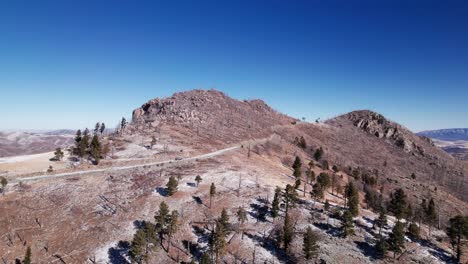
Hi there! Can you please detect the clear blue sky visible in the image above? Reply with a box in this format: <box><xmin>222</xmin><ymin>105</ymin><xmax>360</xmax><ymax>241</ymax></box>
<box><xmin>1</xmin><ymin>0</ymin><xmax>467</xmax><ymax>132</ymax></box>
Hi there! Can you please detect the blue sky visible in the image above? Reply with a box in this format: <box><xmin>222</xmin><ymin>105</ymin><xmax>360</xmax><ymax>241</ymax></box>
<box><xmin>0</xmin><ymin>0</ymin><xmax>467</xmax><ymax>132</ymax></box>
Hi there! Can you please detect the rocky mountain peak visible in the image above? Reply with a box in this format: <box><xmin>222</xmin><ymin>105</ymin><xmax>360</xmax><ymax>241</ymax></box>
<box><xmin>337</xmin><ymin>110</ymin><xmax>427</xmax><ymax>156</ymax></box>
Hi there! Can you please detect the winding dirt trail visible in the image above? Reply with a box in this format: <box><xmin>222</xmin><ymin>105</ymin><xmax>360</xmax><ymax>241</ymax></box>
<box><xmin>12</xmin><ymin>136</ymin><xmax>274</xmax><ymax>183</ymax></box>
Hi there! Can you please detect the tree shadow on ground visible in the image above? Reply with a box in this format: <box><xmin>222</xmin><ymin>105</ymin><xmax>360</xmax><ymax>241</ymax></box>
<box><xmin>355</xmin><ymin>240</ymin><xmax>378</xmax><ymax>261</ymax></box>
<box><xmin>108</xmin><ymin>240</ymin><xmax>131</xmax><ymax>264</ymax></box>
<box><xmin>156</xmin><ymin>187</ymin><xmax>169</xmax><ymax>197</ymax></box>
<box><xmin>313</xmin><ymin>222</ymin><xmax>342</xmax><ymax>238</ymax></box>
<box><xmin>249</xmin><ymin>203</ymin><xmax>270</xmax><ymax>223</ymax></box>
<box><xmin>245</xmin><ymin>233</ymin><xmax>297</xmax><ymax>264</ymax></box>
<box><xmin>187</xmin><ymin>182</ymin><xmax>197</xmax><ymax>187</ymax></box>
<box><xmin>417</xmin><ymin>239</ymin><xmax>456</xmax><ymax>263</ymax></box>
<box><xmin>182</xmin><ymin>240</ymin><xmax>203</xmax><ymax>261</ymax></box>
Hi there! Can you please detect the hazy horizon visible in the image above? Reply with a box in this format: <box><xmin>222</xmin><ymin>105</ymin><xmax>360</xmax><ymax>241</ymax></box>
<box><xmin>1</xmin><ymin>1</ymin><xmax>467</xmax><ymax>131</ymax></box>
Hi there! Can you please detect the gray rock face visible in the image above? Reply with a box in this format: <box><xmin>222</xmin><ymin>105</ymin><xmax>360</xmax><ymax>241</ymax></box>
<box><xmin>345</xmin><ymin>110</ymin><xmax>426</xmax><ymax>156</ymax></box>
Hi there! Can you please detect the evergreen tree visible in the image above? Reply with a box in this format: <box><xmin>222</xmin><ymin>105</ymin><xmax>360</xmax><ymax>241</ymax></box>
<box><xmin>314</xmin><ymin>147</ymin><xmax>324</xmax><ymax>161</ymax></box>
<box><xmin>292</xmin><ymin>156</ymin><xmax>302</xmax><ymax>180</ymax></box>
<box><xmin>209</xmin><ymin>183</ymin><xmax>216</xmax><ymax>208</ymax></box>
<box><xmin>100</xmin><ymin>122</ymin><xmax>106</xmax><ymax>135</ymax></box>
<box><xmin>166</xmin><ymin>210</ymin><xmax>179</xmax><ymax>250</ymax></box>
<box><xmin>317</xmin><ymin>173</ymin><xmax>331</xmax><ymax>190</ymax></box>
<box><xmin>200</xmin><ymin>253</ymin><xmax>211</xmax><ymax>264</ymax></box>
<box><xmin>307</xmin><ymin>169</ymin><xmax>316</xmax><ymax>184</ymax></box>
<box><xmin>311</xmin><ymin>182</ymin><xmax>324</xmax><ymax>202</ymax></box>
<box><xmin>408</xmin><ymin>222</ymin><xmax>420</xmax><ymax>240</ymax></box>
<box><xmin>155</xmin><ymin>202</ymin><xmax>170</xmax><ymax>233</ymax></box>
<box><xmin>283</xmin><ymin>184</ymin><xmax>298</xmax><ymax>212</ymax></box>
<box><xmin>90</xmin><ymin>134</ymin><xmax>102</xmax><ymax>164</ymax></box>
<box><xmin>236</xmin><ymin>206</ymin><xmax>247</xmax><ymax>239</ymax></box>
<box><xmin>94</xmin><ymin>122</ymin><xmax>100</xmax><ymax>134</ymax></box>
<box><xmin>447</xmin><ymin>215</ymin><xmax>468</xmax><ymax>263</ymax></box>
<box><xmin>23</xmin><ymin>246</ymin><xmax>31</xmax><ymax>264</ymax></box>
<box><xmin>54</xmin><ymin>147</ymin><xmax>64</xmax><ymax>161</ymax></box>
<box><xmin>388</xmin><ymin>221</ymin><xmax>405</xmax><ymax>259</ymax></box>
<box><xmin>166</xmin><ymin>176</ymin><xmax>178</xmax><ymax>196</ymax></box>
<box><xmin>375</xmin><ymin>235</ymin><xmax>388</xmax><ymax>259</ymax></box>
<box><xmin>298</xmin><ymin>136</ymin><xmax>307</xmax><ymax>149</ymax></box>
<box><xmin>341</xmin><ymin>209</ymin><xmax>355</xmax><ymax>238</ymax></box>
<box><xmin>195</xmin><ymin>175</ymin><xmax>202</xmax><ymax>187</ymax></box>
<box><xmin>388</xmin><ymin>188</ymin><xmax>407</xmax><ymax>220</ymax></box>
<box><xmin>345</xmin><ymin>182</ymin><xmax>359</xmax><ymax>217</ymax></box>
<box><xmin>218</xmin><ymin>208</ymin><xmax>230</xmax><ymax>232</ymax></box>
<box><xmin>425</xmin><ymin>198</ymin><xmax>437</xmax><ymax>236</ymax></box>
<box><xmin>294</xmin><ymin>179</ymin><xmax>301</xmax><ymax>190</ymax></box>
<box><xmin>73</xmin><ymin>129</ymin><xmax>82</xmax><ymax>156</ymax></box>
<box><xmin>129</xmin><ymin>222</ymin><xmax>158</xmax><ymax>263</ymax></box>
<box><xmin>210</xmin><ymin>221</ymin><xmax>226</xmax><ymax>263</ymax></box>
<box><xmin>283</xmin><ymin>213</ymin><xmax>294</xmax><ymax>251</ymax></box>
<box><xmin>0</xmin><ymin>177</ymin><xmax>7</xmax><ymax>195</ymax></box>
<box><xmin>120</xmin><ymin>117</ymin><xmax>127</xmax><ymax>135</ymax></box>
<box><xmin>375</xmin><ymin>207</ymin><xmax>388</xmax><ymax>235</ymax></box>
<box><xmin>324</xmin><ymin>200</ymin><xmax>330</xmax><ymax>211</ymax></box>
<box><xmin>79</xmin><ymin>128</ymin><xmax>90</xmax><ymax>158</ymax></box>
<box><xmin>303</xmin><ymin>226</ymin><xmax>319</xmax><ymax>260</ymax></box>
<box><xmin>271</xmin><ymin>187</ymin><xmax>281</xmax><ymax>218</ymax></box>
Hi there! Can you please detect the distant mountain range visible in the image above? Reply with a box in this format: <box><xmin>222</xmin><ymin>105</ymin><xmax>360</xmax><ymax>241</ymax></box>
<box><xmin>417</xmin><ymin>128</ymin><xmax>468</xmax><ymax>141</ymax></box>
<box><xmin>417</xmin><ymin>128</ymin><xmax>468</xmax><ymax>160</ymax></box>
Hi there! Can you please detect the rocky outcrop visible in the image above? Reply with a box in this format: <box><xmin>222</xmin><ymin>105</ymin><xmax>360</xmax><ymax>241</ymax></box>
<box><xmin>131</xmin><ymin>89</ymin><xmax>296</xmax><ymax>139</ymax></box>
<box><xmin>343</xmin><ymin>110</ymin><xmax>426</xmax><ymax>156</ymax></box>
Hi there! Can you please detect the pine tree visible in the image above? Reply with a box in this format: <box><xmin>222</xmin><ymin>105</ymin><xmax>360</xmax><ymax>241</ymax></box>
<box><xmin>165</xmin><ymin>176</ymin><xmax>178</xmax><ymax>196</ymax></box>
<box><xmin>90</xmin><ymin>134</ymin><xmax>102</xmax><ymax>164</ymax></box>
<box><xmin>100</xmin><ymin>122</ymin><xmax>106</xmax><ymax>135</ymax></box>
<box><xmin>200</xmin><ymin>252</ymin><xmax>211</xmax><ymax>264</ymax></box>
<box><xmin>408</xmin><ymin>222</ymin><xmax>420</xmax><ymax>240</ymax></box>
<box><xmin>218</xmin><ymin>208</ymin><xmax>230</xmax><ymax>232</ymax></box>
<box><xmin>425</xmin><ymin>198</ymin><xmax>437</xmax><ymax>236</ymax></box>
<box><xmin>54</xmin><ymin>147</ymin><xmax>64</xmax><ymax>161</ymax></box>
<box><xmin>283</xmin><ymin>184</ymin><xmax>298</xmax><ymax>213</ymax></box>
<box><xmin>23</xmin><ymin>246</ymin><xmax>31</xmax><ymax>264</ymax></box>
<box><xmin>311</xmin><ymin>182</ymin><xmax>324</xmax><ymax>202</ymax></box>
<box><xmin>167</xmin><ymin>210</ymin><xmax>179</xmax><ymax>250</ymax></box>
<box><xmin>388</xmin><ymin>188</ymin><xmax>407</xmax><ymax>220</ymax></box>
<box><xmin>209</xmin><ymin>183</ymin><xmax>216</xmax><ymax>208</ymax></box>
<box><xmin>79</xmin><ymin>128</ymin><xmax>90</xmax><ymax>158</ymax></box>
<box><xmin>155</xmin><ymin>201</ymin><xmax>170</xmax><ymax>233</ymax></box>
<box><xmin>283</xmin><ymin>213</ymin><xmax>294</xmax><ymax>251</ymax></box>
<box><xmin>120</xmin><ymin>117</ymin><xmax>127</xmax><ymax>135</ymax></box>
<box><xmin>129</xmin><ymin>222</ymin><xmax>159</xmax><ymax>263</ymax></box>
<box><xmin>195</xmin><ymin>175</ymin><xmax>202</xmax><ymax>187</ymax></box>
<box><xmin>0</xmin><ymin>177</ymin><xmax>7</xmax><ymax>195</ymax></box>
<box><xmin>73</xmin><ymin>129</ymin><xmax>82</xmax><ymax>156</ymax></box>
<box><xmin>375</xmin><ymin>235</ymin><xmax>388</xmax><ymax>259</ymax></box>
<box><xmin>314</xmin><ymin>147</ymin><xmax>324</xmax><ymax>161</ymax></box>
<box><xmin>375</xmin><ymin>207</ymin><xmax>387</xmax><ymax>235</ymax></box>
<box><xmin>236</xmin><ymin>206</ymin><xmax>247</xmax><ymax>239</ymax></box>
<box><xmin>210</xmin><ymin>221</ymin><xmax>226</xmax><ymax>263</ymax></box>
<box><xmin>345</xmin><ymin>182</ymin><xmax>359</xmax><ymax>217</ymax></box>
<box><xmin>292</xmin><ymin>156</ymin><xmax>302</xmax><ymax>180</ymax></box>
<box><xmin>298</xmin><ymin>136</ymin><xmax>307</xmax><ymax>149</ymax></box>
<box><xmin>317</xmin><ymin>173</ymin><xmax>331</xmax><ymax>190</ymax></box>
<box><xmin>94</xmin><ymin>122</ymin><xmax>100</xmax><ymax>134</ymax></box>
<box><xmin>341</xmin><ymin>209</ymin><xmax>355</xmax><ymax>238</ymax></box>
<box><xmin>303</xmin><ymin>226</ymin><xmax>319</xmax><ymax>260</ymax></box>
<box><xmin>447</xmin><ymin>215</ymin><xmax>468</xmax><ymax>263</ymax></box>
<box><xmin>294</xmin><ymin>178</ymin><xmax>301</xmax><ymax>190</ymax></box>
<box><xmin>271</xmin><ymin>187</ymin><xmax>281</xmax><ymax>218</ymax></box>
<box><xmin>388</xmin><ymin>221</ymin><xmax>405</xmax><ymax>259</ymax></box>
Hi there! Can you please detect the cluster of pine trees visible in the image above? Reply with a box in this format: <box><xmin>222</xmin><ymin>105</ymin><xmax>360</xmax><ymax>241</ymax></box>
<box><xmin>72</xmin><ymin>122</ymin><xmax>106</xmax><ymax>164</ymax></box>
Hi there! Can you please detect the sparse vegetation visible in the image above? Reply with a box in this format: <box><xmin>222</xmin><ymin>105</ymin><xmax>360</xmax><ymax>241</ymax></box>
<box><xmin>54</xmin><ymin>147</ymin><xmax>64</xmax><ymax>161</ymax></box>
<box><xmin>166</xmin><ymin>176</ymin><xmax>178</xmax><ymax>196</ymax></box>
